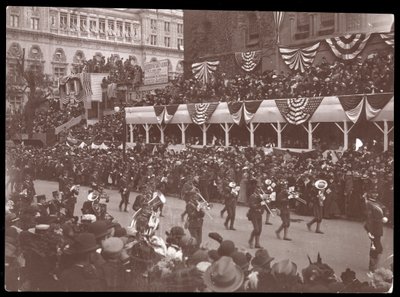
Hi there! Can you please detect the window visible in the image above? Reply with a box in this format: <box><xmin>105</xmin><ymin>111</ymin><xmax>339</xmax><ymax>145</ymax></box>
<box><xmin>99</xmin><ymin>19</ymin><xmax>105</xmax><ymax>33</ymax></box>
<box><xmin>248</xmin><ymin>13</ymin><xmax>259</xmax><ymax>41</ymax></box>
<box><xmin>30</xmin><ymin>17</ymin><xmax>39</xmax><ymax>30</ymax></box>
<box><xmin>117</xmin><ymin>21</ymin><xmax>123</xmax><ymax>36</ymax></box>
<box><xmin>150</xmin><ymin>35</ymin><xmax>157</xmax><ymax>45</ymax></box>
<box><xmin>108</xmin><ymin>20</ymin><xmax>115</xmax><ymax>35</ymax></box>
<box><xmin>177</xmin><ymin>38</ymin><xmax>183</xmax><ymax>48</ymax></box>
<box><xmin>125</xmin><ymin>23</ymin><xmax>131</xmax><ymax>37</ymax></box>
<box><xmin>29</xmin><ymin>63</ymin><xmax>42</xmax><ymax>73</ymax></box>
<box><xmin>151</xmin><ymin>19</ymin><xmax>157</xmax><ymax>30</ymax></box>
<box><xmin>80</xmin><ymin>17</ymin><xmax>87</xmax><ymax>31</ymax></box>
<box><xmin>54</xmin><ymin>66</ymin><xmax>66</xmax><ymax>78</ymax></box>
<box><xmin>133</xmin><ymin>27</ymin><xmax>138</xmax><ymax>38</ymax></box>
<box><xmin>70</xmin><ymin>14</ymin><xmax>78</xmax><ymax>31</ymax></box>
<box><xmin>177</xmin><ymin>23</ymin><xmax>183</xmax><ymax>34</ymax></box>
<box><xmin>164</xmin><ymin>36</ymin><xmax>170</xmax><ymax>47</ymax></box>
<box><xmin>295</xmin><ymin>13</ymin><xmax>310</xmax><ymax>39</ymax></box>
<box><xmin>318</xmin><ymin>13</ymin><xmax>335</xmax><ymax>36</ymax></box>
<box><xmin>10</xmin><ymin>15</ymin><xmax>19</xmax><ymax>27</ymax></box>
<box><xmin>60</xmin><ymin>13</ymin><xmax>67</xmax><ymax>29</ymax></box>
<box><xmin>164</xmin><ymin>21</ymin><xmax>170</xmax><ymax>32</ymax></box>
<box><xmin>90</xmin><ymin>20</ymin><xmax>97</xmax><ymax>32</ymax></box>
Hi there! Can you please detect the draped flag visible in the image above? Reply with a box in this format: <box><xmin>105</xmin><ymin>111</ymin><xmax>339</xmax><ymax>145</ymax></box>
<box><xmin>338</xmin><ymin>95</ymin><xmax>365</xmax><ymax>123</ymax></box>
<box><xmin>325</xmin><ymin>33</ymin><xmax>371</xmax><ymax>60</ymax></box>
<box><xmin>244</xmin><ymin>101</ymin><xmax>262</xmax><ymax>124</ymax></box>
<box><xmin>227</xmin><ymin>102</ymin><xmax>243</xmax><ymax>125</ymax></box>
<box><xmin>154</xmin><ymin>106</ymin><xmax>165</xmax><ymax>124</ymax></box>
<box><xmin>279</xmin><ymin>42</ymin><xmax>320</xmax><ymax>73</ymax></box>
<box><xmin>365</xmin><ymin>93</ymin><xmax>393</xmax><ymax>120</ymax></box>
<box><xmin>273</xmin><ymin>11</ymin><xmax>284</xmax><ymax>44</ymax></box>
<box><xmin>380</xmin><ymin>32</ymin><xmax>394</xmax><ymax>48</ymax></box>
<box><xmin>275</xmin><ymin>97</ymin><xmax>323</xmax><ymax>125</ymax></box>
<box><xmin>187</xmin><ymin>103</ymin><xmax>219</xmax><ymax>125</ymax></box>
<box><xmin>164</xmin><ymin>104</ymin><xmax>179</xmax><ymax>124</ymax></box>
<box><xmin>78</xmin><ymin>72</ymin><xmax>93</xmax><ymax>96</ymax></box>
<box><xmin>234</xmin><ymin>51</ymin><xmax>262</xmax><ymax>72</ymax></box>
<box><xmin>191</xmin><ymin>61</ymin><xmax>220</xmax><ymax>84</ymax></box>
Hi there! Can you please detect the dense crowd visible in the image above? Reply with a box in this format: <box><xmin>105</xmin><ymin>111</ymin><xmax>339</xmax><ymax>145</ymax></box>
<box><xmin>5</xmin><ymin>170</ymin><xmax>393</xmax><ymax>292</ymax></box>
<box><xmin>6</xmin><ymin>136</ymin><xmax>393</xmax><ymax>224</ymax></box>
<box><xmin>130</xmin><ymin>51</ymin><xmax>393</xmax><ymax>106</ymax></box>
<box><xmin>6</xmin><ymin>99</ymin><xmax>84</xmax><ymax>139</ymax></box>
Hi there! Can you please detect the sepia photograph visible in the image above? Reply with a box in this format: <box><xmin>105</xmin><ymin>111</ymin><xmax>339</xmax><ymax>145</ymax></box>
<box><xmin>5</xmin><ymin>6</ymin><xmax>394</xmax><ymax>292</ymax></box>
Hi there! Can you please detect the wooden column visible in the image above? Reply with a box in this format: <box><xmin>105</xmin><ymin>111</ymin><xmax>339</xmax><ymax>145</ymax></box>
<box><xmin>201</xmin><ymin>124</ymin><xmax>210</xmax><ymax>146</ymax></box>
<box><xmin>129</xmin><ymin>124</ymin><xmax>134</xmax><ymax>143</ymax></box>
<box><xmin>220</xmin><ymin>122</ymin><xmax>233</xmax><ymax>147</ymax></box>
<box><xmin>270</xmin><ymin>122</ymin><xmax>287</xmax><ymax>148</ymax></box>
<box><xmin>335</xmin><ymin>121</ymin><xmax>354</xmax><ymax>150</ymax></box>
<box><xmin>246</xmin><ymin>122</ymin><xmax>260</xmax><ymax>147</ymax></box>
<box><xmin>302</xmin><ymin>122</ymin><xmax>320</xmax><ymax>150</ymax></box>
<box><xmin>142</xmin><ymin>123</ymin><xmax>151</xmax><ymax>144</ymax></box>
<box><xmin>157</xmin><ymin>124</ymin><xmax>166</xmax><ymax>144</ymax></box>
<box><xmin>178</xmin><ymin>123</ymin><xmax>188</xmax><ymax>145</ymax></box>
<box><xmin>373</xmin><ymin>120</ymin><xmax>394</xmax><ymax>152</ymax></box>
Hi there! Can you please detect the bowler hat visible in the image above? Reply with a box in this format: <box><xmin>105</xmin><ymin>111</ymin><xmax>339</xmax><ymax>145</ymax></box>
<box><xmin>28</xmin><ymin>224</ymin><xmax>50</xmax><ymax>235</ymax></box>
<box><xmin>218</xmin><ymin>240</ymin><xmax>235</xmax><ymax>257</ymax></box>
<box><xmin>231</xmin><ymin>251</ymin><xmax>250</xmax><ymax>271</ymax></box>
<box><xmin>87</xmin><ymin>220</ymin><xmax>112</xmax><ymax>239</ymax></box>
<box><xmin>66</xmin><ymin>232</ymin><xmax>98</xmax><ymax>254</ymax></box>
<box><xmin>203</xmin><ymin>256</ymin><xmax>244</xmax><ymax>292</ymax></box>
<box><xmin>251</xmin><ymin>248</ymin><xmax>274</xmax><ymax>268</ymax></box>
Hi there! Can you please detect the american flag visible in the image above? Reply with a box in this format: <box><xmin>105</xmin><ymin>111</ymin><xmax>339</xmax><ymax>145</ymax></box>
<box><xmin>275</xmin><ymin>97</ymin><xmax>323</xmax><ymax>125</ymax></box>
<box><xmin>187</xmin><ymin>103</ymin><xmax>219</xmax><ymax>125</ymax></box>
<box><xmin>78</xmin><ymin>72</ymin><xmax>93</xmax><ymax>96</ymax></box>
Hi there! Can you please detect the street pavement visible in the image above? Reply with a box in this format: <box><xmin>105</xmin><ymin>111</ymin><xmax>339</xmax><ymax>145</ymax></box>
<box><xmin>20</xmin><ymin>180</ymin><xmax>394</xmax><ymax>282</ymax></box>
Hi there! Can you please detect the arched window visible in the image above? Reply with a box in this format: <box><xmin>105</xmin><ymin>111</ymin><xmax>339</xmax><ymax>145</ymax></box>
<box><xmin>53</xmin><ymin>48</ymin><xmax>66</xmax><ymax>63</ymax></box>
<box><xmin>7</xmin><ymin>42</ymin><xmax>22</xmax><ymax>58</ymax></box>
<box><xmin>73</xmin><ymin>50</ymin><xmax>86</xmax><ymax>64</ymax></box>
<box><xmin>28</xmin><ymin>45</ymin><xmax>43</xmax><ymax>60</ymax></box>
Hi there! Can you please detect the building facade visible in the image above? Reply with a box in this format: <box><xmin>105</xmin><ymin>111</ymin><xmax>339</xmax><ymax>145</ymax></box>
<box><xmin>6</xmin><ymin>7</ymin><xmax>184</xmax><ymax>109</ymax></box>
<box><xmin>183</xmin><ymin>10</ymin><xmax>393</xmax><ymax>77</ymax></box>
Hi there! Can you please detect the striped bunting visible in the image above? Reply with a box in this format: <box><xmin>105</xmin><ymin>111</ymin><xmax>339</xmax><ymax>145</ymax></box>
<box><xmin>154</xmin><ymin>106</ymin><xmax>165</xmax><ymax>124</ymax></box>
<box><xmin>234</xmin><ymin>51</ymin><xmax>262</xmax><ymax>72</ymax></box>
<box><xmin>244</xmin><ymin>101</ymin><xmax>262</xmax><ymax>124</ymax></box>
<box><xmin>191</xmin><ymin>61</ymin><xmax>220</xmax><ymax>84</ymax></box>
<box><xmin>380</xmin><ymin>32</ymin><xmax>394</xmax><ymax>47</ymax></box>
<box><xmin>164</xmin><ymin>104</ymin><xmax>179</xmax><ymax>124</ymax></box>
<box><xmin>273</xmin><ymin>11</ymin><xmax>284</xmax><ymax>43</ymax></box>
<box><xmin>227</xmin><ymin>102</ymin><xmax>243</xmax><ymax>125</ymax></box>
<box><xmin>325</xmin><ymin>33</ymin><xmax>371</xmax><ymax>60</ymax></box>
<box><xmin>187</xmin><ymin>103</ymin><xmax>219</xmax><ymax>125</ymax></box>
<box><xmin>78</xmin><ymin>72</ymin><xmax>93</xmax><ymax>96</ymax></box>
<box><xmin>338</xmin><ymin>95</ymin><xmax>365</xmax><ymax>123</ymax></box>
<box><xmin>275</xmin><ymin>97</ymin><xmax>323</xmax><ymax>125</ymax></box>
<box><xmin>279</xmin><ymin>42</ymin><xmax>320</xmax><ymax>73</ymax></box>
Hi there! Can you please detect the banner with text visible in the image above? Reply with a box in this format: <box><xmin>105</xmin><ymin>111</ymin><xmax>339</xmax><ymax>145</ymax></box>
<box><xmin>144</xmin><ymin>59</ymin><xmax>169</xmax><ymax>85</ymax></box>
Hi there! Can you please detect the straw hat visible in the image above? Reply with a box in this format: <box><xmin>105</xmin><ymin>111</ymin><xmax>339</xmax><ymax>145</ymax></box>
<box><xmin>203</xmin><ymin>256</ymin><xmax>244</xmax><ymax>292</ymax></box>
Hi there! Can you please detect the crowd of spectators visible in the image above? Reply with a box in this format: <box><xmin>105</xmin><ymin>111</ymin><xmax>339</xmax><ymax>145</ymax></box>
<box><xmin>5</xmin><ymin>143</ymin><xmax>393</xmax><ymax>292</ymax></box>
<box><xmin>130</xmin><ymin>51</ymin><xmax>393</xmax><ymax>106</ymax></box>
<box><xmin>6</xmin><ymin>136</ymin><xmax>393</xmax><ymax>224</ymax></box>
<box><xmin>6</xmin><ymin>99</ymin><xmax>84</xmax><ymax>138</ymax></box>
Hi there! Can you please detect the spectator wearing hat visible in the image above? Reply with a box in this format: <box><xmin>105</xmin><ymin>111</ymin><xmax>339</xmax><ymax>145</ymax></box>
<box><xmin>98</xmin><ymin>237</ymin><xmax>130</xmax><ymax>291</ymax></box>
<box><xmin>247</xmin><ymin>179</ymin><xmax>264</xmax><ymax>249</ymax></box>
<box><xmin>58</xmin><ymin>233</ymin><xmax>104</xmax><ymax>291</ymax></box>
<box><xmin>306</xmin><ymin>180</ymin><xmax>328</xmax><ymax>234</ymax></box>
<box><xmin>86</xmin><ymin>220</ymin><xmax>115</xmax><ymax>268</ymax></box>
<box><xmin>246</xmin><ymin>248</ymin><xmax>275</xmax><ymax>292</ymax></box>
<box><xmin>203</xmin><ymin>256</ymin><xmax>244</xmax><ymax>292</ymax></box>
<box><xmin>48</xmin><ymin>191</ymin><xmax>66</xmax><ymax>217</ymax></box>
<box><xmin>364</xmin><ymin>188</ymin><xmax>388</xmax><ymax>272</ymax></box>
<box><xmin>270</xmin><ymin>259</ymin><xmax>303</xmax><ymax>292</ymax></box>
<box><xmin>63</xmin><ymin>185</ymin><xmax>80</xmax><ymax>218</ymax></box>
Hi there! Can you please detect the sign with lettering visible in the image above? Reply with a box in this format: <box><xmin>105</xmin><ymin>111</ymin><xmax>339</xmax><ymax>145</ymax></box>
<box><xmin>143</xmin><ymin>59</ymin><xmax>169</xmax><ymax>85</ymax></box>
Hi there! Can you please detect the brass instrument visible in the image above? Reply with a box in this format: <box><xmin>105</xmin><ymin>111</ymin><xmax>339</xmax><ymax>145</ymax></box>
<box><xmin>288</xmin><ymin>186</ymin><xmax>307</xmax><ymax>205</ymax></box>
<box><xmin>129</xmin><ymin>192</ymin><xmax>166</xmax><ymax>236</ymax></box>
<box><xmin>196</xmin><ymin>192</ymin><xmax>213</xmax><ymax>210</ymax></box>
<box><xmin>259</xmin><ymin>188</ymin><xmax>276</xmax><ymax>217</ymax></box>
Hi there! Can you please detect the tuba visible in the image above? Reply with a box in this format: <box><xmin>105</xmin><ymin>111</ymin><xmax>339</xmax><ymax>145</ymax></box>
<box><xmin>129</xmin><ymin>192</ymin><xmax>166</xmax><ymax>236</ymax></box>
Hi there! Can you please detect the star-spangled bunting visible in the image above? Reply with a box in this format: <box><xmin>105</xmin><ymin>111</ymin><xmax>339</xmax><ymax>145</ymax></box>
<box><xmin>154</xmin><ymin>106</ymin><xmax>165</xmax><ymax>124</ymax></box>
<box><xmin>279</xmin><ymin>43</ymin><xmax>320</xmax><ymax>73</ymax></box>
<box><xmin>187</xmin><ymin>103</ymin><xmax>219</xmax><ymax>125</ymax></box>
<box><xmin>380</xmin><ymin>32</ymin><xmax>394</xmax><ymax>48</ymax></box>
<box><xmin>234</xmin><ymin>51</ymin><xmax>262</xmax><ymax>72</ymax></box>
<box><xmin>275</xmin><ymin>97</ymin><xmax>323</xmax><ymax>125</ymax></box>
<box><xmin>325</xmin><ymin>33</ymin><xmax>371</xmax><ymax>60</ymax></box>
<box><xmin>191</xmin><ymin>61</ymin><xmax>220</xmax><ymax>84</ymax></box>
